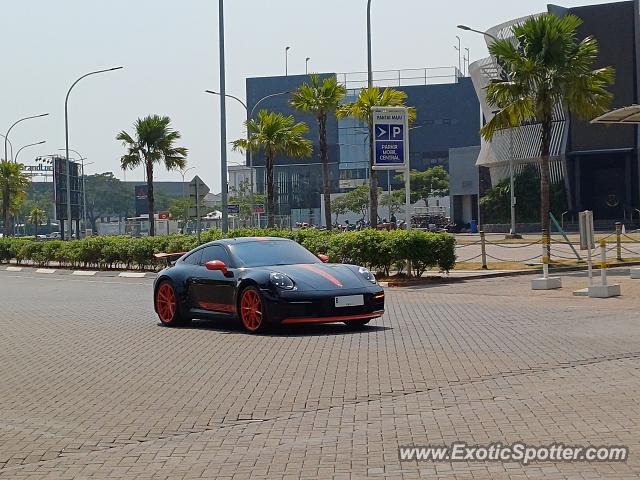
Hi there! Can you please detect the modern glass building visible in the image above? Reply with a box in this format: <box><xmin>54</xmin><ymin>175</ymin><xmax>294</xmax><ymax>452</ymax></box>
<box><xmin>245</xmin><ymin>68</ymin><xmax>481</xmax><ymax>225</ymax></box>
<box><xmin>470</xmin><ymin>0</ymin><xmax>640</xmax><ymax>224</ymax></box>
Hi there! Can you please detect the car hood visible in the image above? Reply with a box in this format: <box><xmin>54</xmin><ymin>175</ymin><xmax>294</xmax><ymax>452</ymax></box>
<box><xmin>262</xmin><ymin>264</ymin><xmax>368</xmax><ymax>291</ymax></box>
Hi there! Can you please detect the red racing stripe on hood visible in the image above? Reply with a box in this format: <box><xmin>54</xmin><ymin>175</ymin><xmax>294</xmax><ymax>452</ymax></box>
<box><xmin>300</xmin><ymin>264</ymin><xmax>343</xmax><ymax>287</ymax></box>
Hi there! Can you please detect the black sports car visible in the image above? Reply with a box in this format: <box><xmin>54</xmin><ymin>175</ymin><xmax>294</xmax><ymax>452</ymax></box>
<box><xmin>153</xmin><ymin>237</ymin><xmax>385</xmax><ymax>333</ymax></box>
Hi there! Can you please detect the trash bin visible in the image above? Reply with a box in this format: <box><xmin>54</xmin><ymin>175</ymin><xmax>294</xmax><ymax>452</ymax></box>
<box><xmin>470</xmin><ymin>220</ymin><xmax>478</xmax><ymax>234</ymax></box>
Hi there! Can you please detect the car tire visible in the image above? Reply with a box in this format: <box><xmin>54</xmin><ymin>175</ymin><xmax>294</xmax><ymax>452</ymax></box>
<box><xmin>344</xmin><ymin>319</ymin><xmax>371</xmax><ymax>329</ymax></box>
<box><xmin>155</xmin><ymin>280</ymin><xmax>190</xmax><ymax>327</ymax></box>
<box><xmin>239</xmin><ymin>286</ymin><xmax>269</xmax><ymax>334</ymax></box>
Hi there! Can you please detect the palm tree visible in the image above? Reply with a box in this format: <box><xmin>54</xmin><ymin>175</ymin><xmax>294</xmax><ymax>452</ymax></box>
<box><xmin>337</xmin><ymin>88</ymin><xmax>416</xmax><ymax>227</ymax></box>
<box><xmin>232</xmin><ymin>111</ymin><xmax>313</xmax><ymax>228</ymax></box>
<box><xmin>291</xmin><ymin>74</ymin><xmax>346</xmax><ymax>230</ymax></box>
<box><xmin>117</xmin><ymin>115</ymin><xmax>188</xmax><ymax>236</ymax></box>
<box><xmin>28</xmin><ymin>207</ymin><xmax>47</xmax><ymax>239</ymax></box>
<box><xmin>0</xmin><ymin>160</ymin><xmax>30</xmax><ymax>237</ymax></box>
<box><xmin>481</xmin><ymin>13</ymin><xmax>614</xmax><ymax>236</ymax></box>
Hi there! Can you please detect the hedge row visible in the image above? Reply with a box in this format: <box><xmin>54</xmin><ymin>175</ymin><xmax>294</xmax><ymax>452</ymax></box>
<box><xmin>0</xmin><ymin>228</ymin><xmax>456</xmax><ymax>275</ymax></box>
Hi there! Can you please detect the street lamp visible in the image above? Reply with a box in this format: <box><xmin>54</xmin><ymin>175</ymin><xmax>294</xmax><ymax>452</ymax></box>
<box><xmin>0</xmin><ymin>134</ymin><xmax>14</xmax><ymax>161</ymax></box>
<box><xmin>179</xmin><ymin>166</ymin><xmax>196</xmax><ymax>197</ymax></box>
<box><xmin>15</xmin><ymin>141</ymin><xmax>46</xmax><ymax>163</ymax></box>
<box><xmin>5</xmin><ymin>113</ymin><xmax>49</xmax><ymax>162</ymax></box>
<box><xmin>64</xmin><ymin>66</ymin><xmax>123</xmax><ymax>240</ymax></box>
<box><xmin>455</xmin><ymin>35</ymin><xmax>462</xmax><ymax>74</ymax></box>
<box><xmin>285</xmin><ymin>46</ymin><xmax>291</xmax><ymax>76</ymax></box>
<box><xmin>465</xmin><ymin>47</ymin><xmax>470</xmax><ymax>76</ymax></box>
<box><xmin>218</xmin><ymin>0</ymin><xmax>229</xmax><ymax>233</ymax></box>
<box><xmin>305</xmin><ymin>57</ymin><xmax>310</xmax><ymax>75</ymax></box>
<box><xmin>459</xmin><ymin>25</ymin><xmax>517</xmax><ymax>236</ymax></box>
<box><xmin>205</xmin><ymin>89</ymin><xmax>291</xmax><ymax>197</ymax></box>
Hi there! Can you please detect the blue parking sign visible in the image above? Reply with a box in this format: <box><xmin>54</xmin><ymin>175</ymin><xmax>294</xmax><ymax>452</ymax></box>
<box><xmin>372</xmin><ymin>108</ymin><xmax>408</xmax><ymax>169</ymax></box>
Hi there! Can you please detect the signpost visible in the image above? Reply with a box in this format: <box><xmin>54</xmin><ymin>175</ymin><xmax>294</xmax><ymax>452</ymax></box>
<box><xmin>372</xmin><ymin>107</ymin><xmax>411</xmax><ymax>230</ymax></box>
<box><xmin>228</xmin><ymin>204</ymin><xmax>240</xmax><ymax>215</ymax></box>
<box><xmin>189</xmin><ymin>176</ymin><xmax>210</xmax><ymax>242</ymax></box>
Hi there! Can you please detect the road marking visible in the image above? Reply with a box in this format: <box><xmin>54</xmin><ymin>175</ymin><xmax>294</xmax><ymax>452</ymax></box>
<box><xmin>6</xmin><ymin>267</ymin><xmax>22</xmax><ymax>272</ymax></box>
<box><xmin>72</xmin><ymin>271</ymin><xmax>98</xmax><ymax>276</ymax></box>
<box><xmin>119</xmin><ymin>272</ymin><xmax>147</xmax><ymax>278</ymax></box>
<box><xmin>36</xmin><ymin>268</ymin><xmax>57</xmax><ymax>274</ymax></box>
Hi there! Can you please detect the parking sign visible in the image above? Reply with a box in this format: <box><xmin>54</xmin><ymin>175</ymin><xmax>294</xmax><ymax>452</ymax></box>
<box><xmin>372</xmin><ymin>107</ymin><xmax>409</xmax><ymax>170</ymax></box>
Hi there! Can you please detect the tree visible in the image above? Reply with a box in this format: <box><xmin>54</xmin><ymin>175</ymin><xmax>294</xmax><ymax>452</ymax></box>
<box><xmin>168</xmin><ymin>197</ymin><xmax>193</xmax><ymax>230</ymax></box>
<box><xmin>337</xmin><ymin>87</ymin><xmax>416</xmax><ymax>228</ymax></box>
<box><xmin>338</xmin><ymin>185</ymin><xmax>383</xmax><ymax>222</ymax></box>
<box><xmin>331</xmin><ymin>195</ymin><xmax>348</xmax><ymax>226</ymax></box>
<box><xmin>381</xmin><ymin>190</ymin><xmax>405</xmax><ymax>219</ymax></box>
<box><xmin>84</xmin><ymin>173</ymin><xmax>133</xmax><ymax>231</ymax></box>
<box><xmin>232</xmin><ymin>111</ymin><xmax>313</xmax><ymax>227</ymax></box>
<box><xmin>0</xmin><ymin>160</ymin><xmax>30</xmax><ymax>237</ymax></box>
<box><xmin>481</xmin><ymin>13</ymin><xmax>614</xmax><ymax>235</ymax></box>
<box><xmin>480</xmin><ymin>164</ymin><xmax>567</xmax><ymax>224</ymax></box>
<box><xmin>291</xmin><ymin>74</ymin><xmax>346</xmax><ymax>230</ymax></box>
<box><xmin>400</xmin><ymin>166</ymin><xmax>449</xmax><ymax>205</ymax></box>
<box><xmin>117</xmin><ymin>115</ymin><xmax>188</xmax><ymax>236</ymax></box>
<box><xmin>27</xmin><ymin>207</ymin><xmax>47</xmax><ymax>239</ymax></box>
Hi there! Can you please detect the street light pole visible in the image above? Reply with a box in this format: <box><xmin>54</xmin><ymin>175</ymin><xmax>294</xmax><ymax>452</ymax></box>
<box><xmin>305</xmin><ymin>57</ymin><xmax>310</xmax><ymax>75</ymax></box>
<box><xmin>367</xmin><ymin>0</ymin><xmax>373</xmax><ymax>88</ymax></box>
<box><xmin>64</xmin><ymin>66</ymin><xmax>123</xmax><ymax>240</ymax></box>
<box><xmin>285</xmin><ymin>46</ymin><xmax>291</xmax><ymax>76</ymax></box>
<box><xmin>456</xmin><ymin>35</ymin><xmax>462</xmax><ymax>74</ymax></box>
<box><xmin>14</xmin><ymin>141</ymin><xmax>46</xmax><ymax>163</ymax></box>
<box><xmin>205</xmin><ymin>89</ymin><xmax>291</xmax><ymax>199</ymax></box>
<box><xmin>218</xmin><ymin>0</ymin><xmax>229</xmax><ymax>233</ymax></box>
<box><xmin>5</xmin><ymin>113</ymin><xmax>49</xmax><ymax>162</ymax></box>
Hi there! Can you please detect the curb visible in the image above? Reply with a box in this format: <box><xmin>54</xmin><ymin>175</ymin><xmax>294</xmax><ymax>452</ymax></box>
<box><xmin>1</xmin><ymin>265</ymin><xmax>158</xmax><ymax>279</ymax></box>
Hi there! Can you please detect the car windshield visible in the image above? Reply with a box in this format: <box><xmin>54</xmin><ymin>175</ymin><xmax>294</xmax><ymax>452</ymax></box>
<box><xmin>229</xmin><ymin>239</ymin><xmax>321</xmax><ymax>267</ymax></box>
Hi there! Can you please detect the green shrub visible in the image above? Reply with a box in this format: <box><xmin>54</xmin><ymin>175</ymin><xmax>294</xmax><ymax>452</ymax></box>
<box><xmin>0</xmin><ymin>229</ymin><xmax>456</xmax><ymax>274</ymax></box>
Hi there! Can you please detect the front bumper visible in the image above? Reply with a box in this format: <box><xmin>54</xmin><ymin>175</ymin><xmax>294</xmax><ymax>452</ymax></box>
<box><xmin>262</xmin><ymin>287</ymin><xmax>385</xmax><ymax>325</ymax></box>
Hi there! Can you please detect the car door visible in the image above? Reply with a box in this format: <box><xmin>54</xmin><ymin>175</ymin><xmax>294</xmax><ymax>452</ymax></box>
<box><xmin>192</xmin><ymin>245</ymin><xmax>236</xmax><ymax>316</ymax></box>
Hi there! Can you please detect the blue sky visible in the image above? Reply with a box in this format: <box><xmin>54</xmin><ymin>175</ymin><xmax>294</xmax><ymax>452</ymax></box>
<box><xmin>2</xmin><ymin>0</ymin><xmax>623</xmax><ymax>191</ymax></box>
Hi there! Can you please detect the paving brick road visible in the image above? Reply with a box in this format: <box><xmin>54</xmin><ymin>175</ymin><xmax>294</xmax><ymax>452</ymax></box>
<box><xmin>1</xmin><ymin>269</ymin><xmax>640</xmax><ymax>479</ymax></box>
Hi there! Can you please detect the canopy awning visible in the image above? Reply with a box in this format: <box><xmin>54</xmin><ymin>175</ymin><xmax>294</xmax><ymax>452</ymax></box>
<box><xmin>591</xmin><ymin>105</ymin><xmax>640</xmax><ymax>124</ymax></box>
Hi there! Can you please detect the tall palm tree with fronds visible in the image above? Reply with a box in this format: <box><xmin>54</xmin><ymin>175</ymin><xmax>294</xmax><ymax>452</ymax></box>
<box><xmin>0</xmin><ymin>160</ymin><xmax>30</xmax><ymax>237</ymax></box>
<box><xmin>117</xmin><ymin>115</ymin><xmax>188</xmax><ymax>236</ymax></box>
<box><xmin>291</xmin><ymin>74</ymin><xmax>346</xmax><ymax>230</ymax></box>
<box><xmin>337</xmin><ymin>88</ymin><xmax>416</xmax><ymax>227</ymax></box>
<box><xmin>28</xmin><ymin>207</ymin><xmax>47</xmax><ymax>239</ymax></box>
<box><xmin>481</xmin><ymin>13</ymin><xmax>614</xmax><ymax>235</ymax></box>
<box><xmin>232</xmin><ymin>111</ymin><xmax>312</xmax><ymax>228</ymax></box>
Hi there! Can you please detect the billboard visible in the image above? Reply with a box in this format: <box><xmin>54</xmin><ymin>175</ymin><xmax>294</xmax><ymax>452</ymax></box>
<box><xmin>53</xmin><ymin>157</ymin><xmax>82</xmax><ymax>221</ymax></box>
<box><xmin>135</xmin><ymin>185</ymin><xmax>148</xmax><ymax>217</ymax></box>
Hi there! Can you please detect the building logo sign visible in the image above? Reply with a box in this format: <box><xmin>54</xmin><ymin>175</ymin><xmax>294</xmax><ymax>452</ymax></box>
<box><xmin>22</xmin><ymin>164</ymin><xmax>54</xmax><ymax>173</ymax></box>
<box><xmin>372</xmin><ymin>108</ymin><xmax>409</xmax><ymax>170</ymax></box>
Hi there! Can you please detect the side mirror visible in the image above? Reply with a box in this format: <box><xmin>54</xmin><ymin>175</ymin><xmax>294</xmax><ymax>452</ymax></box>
<box><xmin>205</xmin><ymin>260</ymin><xmax>229</xmax><ymax>275</ymax></box>
<box><xmin>318</xmin><ymin>254</ymin><xmax>329</xmax><ymax>263</ymax></box>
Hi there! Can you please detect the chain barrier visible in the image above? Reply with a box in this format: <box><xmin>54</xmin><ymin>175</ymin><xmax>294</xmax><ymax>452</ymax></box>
<box><xmin>456</xmin><ymin>253</ymin><xmax>483</xmax><ymax>263</ymax></box>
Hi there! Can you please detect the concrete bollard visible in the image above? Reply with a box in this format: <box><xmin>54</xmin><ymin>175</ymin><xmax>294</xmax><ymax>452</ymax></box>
<box><xmin>531</xmin><ymin>233</ymin><xmax>562</xmax><ymax>290</ymax></box>
<box><xmin>588</xmin><ymin>240</ymin><xmax>621</xmax><ymax>298</ymax></box>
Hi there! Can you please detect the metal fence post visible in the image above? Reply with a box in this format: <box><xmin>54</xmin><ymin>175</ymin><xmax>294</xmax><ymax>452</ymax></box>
<box><xmin>480</xmin><ymin>230</ymin><xmax>488</xmax><ymax>270</ymax></box>
<box><xmin>600</xmin><ymin>239</ymin><xmax>608</xmax><ymax>286</ymax></box>
<box><xmin>616</xmin><ymin>222</ymin><xmax>622</xmax><ymax>261</ymax></box>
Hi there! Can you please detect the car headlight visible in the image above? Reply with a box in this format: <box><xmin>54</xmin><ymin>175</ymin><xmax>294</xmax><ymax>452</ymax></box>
<box><xmin>270</xmin><ymin>272</ymin><xmax>296</xmax><ymax>290</ymax></box>
<box><xmin>359</xmin><ymin>267</ymin><xmax>377</xmax><ymax>284</ymax></box>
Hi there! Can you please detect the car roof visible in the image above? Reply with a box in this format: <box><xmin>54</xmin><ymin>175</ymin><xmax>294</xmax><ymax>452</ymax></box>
<box><xmin>211</xmin><ymin>237</ymin><xmax>293</xmax><ymax>246</ymax></box>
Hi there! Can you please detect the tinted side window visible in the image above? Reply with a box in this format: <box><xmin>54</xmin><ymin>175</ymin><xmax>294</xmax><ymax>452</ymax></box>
<box><xmin>182</xmin><ymin>249</ymin><xmax>202</xmax><ymax>265</ymax></box>
<box><xmin>200</xmin><ymin>245</ymin><xmax>231</xmax><ymax>266</ymax></box>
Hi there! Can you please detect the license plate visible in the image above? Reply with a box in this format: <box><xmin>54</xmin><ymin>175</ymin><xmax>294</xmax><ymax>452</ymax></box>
<box><xmin>335</xmin><ymin>295</ymin><xmax>364</xmax><ymax>308</ymax></box>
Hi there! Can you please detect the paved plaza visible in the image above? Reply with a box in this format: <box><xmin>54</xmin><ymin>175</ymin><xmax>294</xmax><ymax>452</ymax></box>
<box><xmin>1</xmin><ymin>269</ymin><xmax>640</xmax><ymax>479</ymax></box>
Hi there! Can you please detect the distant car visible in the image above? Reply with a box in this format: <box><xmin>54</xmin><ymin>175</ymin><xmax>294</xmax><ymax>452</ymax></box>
<box><xmin>153</xmin><ymin>237</ymin><xmax>385</xmax><ymax>333</ymax></box>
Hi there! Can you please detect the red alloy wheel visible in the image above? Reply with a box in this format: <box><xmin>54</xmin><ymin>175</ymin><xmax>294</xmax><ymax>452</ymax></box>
<box><xmin>156</xmin><ymin>282</ymin><xmax>177</xmax><ymax>325</ymax></box>
<box><xmin>240</xmin><ymin>288</ymin><xmax>264</xmax><ymax>332</ymax></box>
